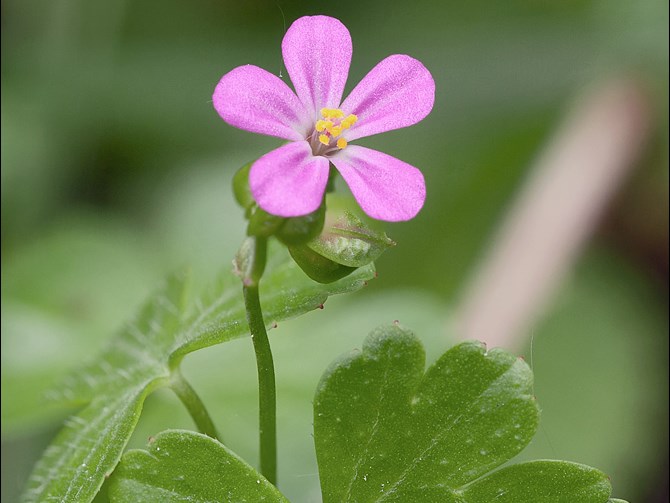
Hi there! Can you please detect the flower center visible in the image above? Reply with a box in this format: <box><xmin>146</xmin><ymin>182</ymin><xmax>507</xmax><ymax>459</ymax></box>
<box><xmin>310</xmin><ymin>108</ymin><xmax>358</xmax><ymax>154</ymax></box>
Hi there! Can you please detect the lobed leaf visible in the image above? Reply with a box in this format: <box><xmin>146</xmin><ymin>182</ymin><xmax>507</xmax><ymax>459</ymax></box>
<box><xmin>108</xmin><ymin>430</ymin><xmax>289</xmax><ymax>502</ymax></box>
<box><xmin>460</xmin><ymin>460</ymin><xmax>612</xmax><ymax>503</ymax></box>
<box><xmin>22</xmin><ymin>244</ymin><xmax>374</xmax><ymax>503</ymax></box>
<box><xmin>314</xmin><ymin>324</ymin><xmax>617</xmax><ymax>503</ymax></box>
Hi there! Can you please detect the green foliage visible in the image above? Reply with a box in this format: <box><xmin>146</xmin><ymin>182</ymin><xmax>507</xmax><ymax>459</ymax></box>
<box><xmin>247</xmin><ymin>208</ymin><xmax>286</xmax><ymax>238</ymax></box>
<box><xmin>232</xmin><ymin>162</ymin><xmax>255</xmax><ymax>212</ymax></box>
<box><xmin>460</xmin><ymin>461</ymin><xmax>611</xmax><ymax>502</ymax></box>
<box><xmin>236</xmin><ymin>158</ymin><xmax>326</xmax><ymax>246</ymax></box>
<box><xmin>20</xmin><ymin>273</ymin><xmax>186</xmax><ymax>503</ymax></box>
<box><xmin>1</xmin><ymin>218</ymin><xmax>163</xmax><ymax>433</ymax></box>
<box><xmin>246</xmin><ymin>205</ymin><xmax>326</xmax><ymax>245</ymax></box>
<box><xmin>3</xmin><ymin>1</ymin><xmax>666</xmax><ymax>500</ymax></box>
<box><xmin>305</xmin><ymin>195</ymin><xmax>395</xmax><ymax>268</ymax></box>
<box><xmin>288</xmin><ymin>245</ymin><xmax>358</xmax><ymax>284</ymax></box>
<box><xmin>517</xmin><ymin>251</ymin><xmax>669</xmax><ymax>496</ymax></box>
<box><xmin>20</xmin><ymin>244</ymin><xmax>375</xmax><ymax>503</ymax></box>
<box><xmin>313</xmin><ymin>325</ymin><xmax>621</xmax><ymax>503</ymax></box>
<box><xmin>108</xmin><ymin>430</ymin><xmax>289</xmax><ymax>502</ymax></box>
<box><xmin>276</xmin><ymin>204</ymin><xmax>326</xmax><ymax>246</ymax></box>
<box><xmin>288</xmin><ymin>195</ymin><xmax>394</xmax><ymax>283</ymax></box>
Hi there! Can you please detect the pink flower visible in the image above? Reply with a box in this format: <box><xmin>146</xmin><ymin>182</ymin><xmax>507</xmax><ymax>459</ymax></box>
<box><xmin>213</xmin><ymin>16</ymin><xmax>434</xmax><ymax>222</ymax></box>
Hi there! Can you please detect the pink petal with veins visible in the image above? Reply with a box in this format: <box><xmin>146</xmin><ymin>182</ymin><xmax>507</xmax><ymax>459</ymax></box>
<box><xmin>282</xmin><ymin>16</ymin><xmax>352</xmax><ymax>119</ymax></box>
<box><xmin>250</xmin><ymin>141</ymin><xmax>330</xmax><ymax>217</ymax></box>
<box><xmin>331</xmin><ymin>145</ymin><xmax>426</xmax><ymax>222</ymax></box>
<box><xmin>340</xmin><ymin>55</ymin><xmax>435</xmax><ymax>141</ymax></box>
<box><xmin>213</xmin><ymin>65</ymin><xmax>308</xmax><ymax>140</ymax></box>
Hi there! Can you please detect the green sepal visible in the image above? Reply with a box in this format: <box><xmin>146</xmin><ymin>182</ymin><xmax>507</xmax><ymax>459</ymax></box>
<box><xmin>247</xmin><ymin>204</ymin><xmax>326</xmax><ymax>245</ymax></box>
<box><xmin>247</xmin><ymin>206</ymin><xmax>285</xmax><ymax>238</ymax></box>
<box><xmin>306</xmin><ymin>194</ymin><xmax>395</xmax><ymax>268</ymax></box>
<box><xmin>289</xmin><ymin>244</ymin><xmax>358</xmax><ymax>284</ymax></box>
<box><xmin>232</xmin><ymin>162</ymin><xmax>254</xmax><ymax>214</ymax></box>
<box><xmin>276</xmin><ymin>203</ymin><xmax>326</xmax><ymax>245</ymax></box>
<box><xmin>286</xmin><ymin>195</ymin><xmax>393</xmax><ymax>283</ymax></box>
<box><xmin>235</xmin><ymin>160</ymin><xmax>326</xmax><ymax>244</ymax></box>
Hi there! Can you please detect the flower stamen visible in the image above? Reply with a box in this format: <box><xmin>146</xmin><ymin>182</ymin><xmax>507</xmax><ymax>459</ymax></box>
<box><xmin>313</xmin><ymin>108</ymin><xmax>357</xmax><ymax>151</ymax></box>
<box><xmin>315</xmin><ymin>119</ymin><xmax>333</xmax><ymax>132</ymax></box>
<box><xmin>320</xmin><ymin>108</ymin><xmax>345</xmax><ymax>119</ymax></box>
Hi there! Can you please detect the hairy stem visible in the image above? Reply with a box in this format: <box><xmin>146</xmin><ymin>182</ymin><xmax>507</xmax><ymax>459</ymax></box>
<box><xmin>170</xmin><ymin>370</ymin><xmax>220</xmax><ymax>440</ymax></box>
<box><xmin>241</xmin><ymin>236</ymin><xmax>277</xmax><ymax>485</ymax></box>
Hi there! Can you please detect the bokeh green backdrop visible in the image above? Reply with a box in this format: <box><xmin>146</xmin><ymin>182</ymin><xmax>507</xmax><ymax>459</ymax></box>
<box><xmin>2</xmin><ymin>1</ymin><xmax>668</xmax><ymax>502</ymax></box>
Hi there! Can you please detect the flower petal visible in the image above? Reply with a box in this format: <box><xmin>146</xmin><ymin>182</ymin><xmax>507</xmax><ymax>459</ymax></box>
<box><xmin>330</xmin><ymin>146</ymin><xmax>426</xmax><ymax>221</ymax></box>
<box><xmin>250</xmin><ymin>141</ymin><xmax>330</xmax><ymax>217</ymax></box>
<box><xmin>282</xmin><ymin>16</ymin><xmax>352</xmax><ymax>119</ymax></box>
<box><xmin>340</xmin><ymin>55</ymin><xmax>435</xmax><ymax>141</ymax></box>
<box><xmin>213</xmin><ymin>65</ymin><xmax>308</xmax><ymax>140</ymax></box>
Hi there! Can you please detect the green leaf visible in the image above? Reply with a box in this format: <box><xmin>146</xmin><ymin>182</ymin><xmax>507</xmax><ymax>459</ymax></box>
<box><xmin>460</xmin><ymin>461</ymin><xmax>611</xmax><ymax>502</ymax></box>
<box><xmin>516</xmin><ymin>251</ymin><xmax>668</xmax><ymax>498</ymax></box>
<box><xmin>21</xmin><ymin>273</ymin><xmax>187</xmax><ymax>503</ymax></box>
<box><xmin>1</xmin><ymin>217</ymin><xmax>163</xmax><ymax>434</ymax></box>
<box><xmin>314</xmin><ymin>325</ymin><xmax>615</xmax><ymax>503</ymax></box>
<box><xmin>108</xmin><ymin>430</ymin><xmax>288</xmax><ymax>502</ymax></box>
<box><xmin>22</xmin><ymin>243</ymin><xmax>375</xmax><ymax>503</ymax></box>
<box><xmin>170</xmin><ymin>243</ymin><xmax>374</xmax><ymax>361</ymax></box>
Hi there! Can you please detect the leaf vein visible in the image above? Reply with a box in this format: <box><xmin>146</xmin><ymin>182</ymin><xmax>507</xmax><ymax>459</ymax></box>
<box><xmin>377</xmin><ymin>360</ymin><xmax>520</xmax><ymax>501</ymax></box>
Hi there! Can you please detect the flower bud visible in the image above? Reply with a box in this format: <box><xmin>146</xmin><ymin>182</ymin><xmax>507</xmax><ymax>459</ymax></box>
<box><xmin>288</xmin><ymin>194</ymin><xmax>395</xmax><ymax>283</ymax></box>
<box><xmin>304</xmin><ymin>194</ymin><xmax>395</xmax><ymax>268</ymax></box>
<box><xmin>288</xmin><ymin>244</ymin><xmax>357</xmax><ymax>284</ymax></box>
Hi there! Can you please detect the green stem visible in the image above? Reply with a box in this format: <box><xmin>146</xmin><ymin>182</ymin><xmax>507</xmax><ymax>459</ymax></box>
<box><xmin>241</xmin><ymin>236</ymin><xmax>277</xmax><ymax>485</ymax></box>
<box><xmin>170</xmin><ymin>371</ymin><xmax>220</xmax><ymax>440</ymax></box>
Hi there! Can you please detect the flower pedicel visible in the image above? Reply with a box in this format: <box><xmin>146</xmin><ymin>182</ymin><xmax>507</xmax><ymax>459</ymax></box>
<box><xmin>213</xmin><ymin>15</ymin><xmax>435</xmax><ymax>222</ymax></box>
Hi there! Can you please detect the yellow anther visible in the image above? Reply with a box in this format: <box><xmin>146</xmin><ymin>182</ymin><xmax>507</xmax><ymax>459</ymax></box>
<box><xmin>315</xmin><ymin>120</ymin><xmax>332</xmax><ymax>132</ymax></box>
<box><xmin>320</xmin><ymin>107</ymin><xmax>344</xmax><ymax>119</ymax></box>
<box><xmin>341</xmin><ymin>114</ymin><xmax>358</xmax><ymax>129</ymax></box>
<box><xmin>315</xmin><ymin>109</ymin><xmax>355</xmax><ymax>147</ymax></box>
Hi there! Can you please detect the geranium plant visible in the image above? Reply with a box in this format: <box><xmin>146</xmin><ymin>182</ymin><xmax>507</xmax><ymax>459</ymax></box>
<box><xmin>20</xmin><ymin>15</ymin><xmax>629</xmax><ymax>503</ymax></box>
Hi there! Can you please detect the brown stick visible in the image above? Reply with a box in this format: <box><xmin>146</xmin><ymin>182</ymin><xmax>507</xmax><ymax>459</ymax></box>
<box><xmin>454</xmin><ymin>80</ymin><xmax>650</xmax><ymax>351</ymax></box>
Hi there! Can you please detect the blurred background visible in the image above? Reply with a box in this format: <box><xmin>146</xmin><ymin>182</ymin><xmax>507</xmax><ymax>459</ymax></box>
<box><xmin>2</xmin><ymin>1</ymin><xmax>667</xmax><ymax>502</ymax></box>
